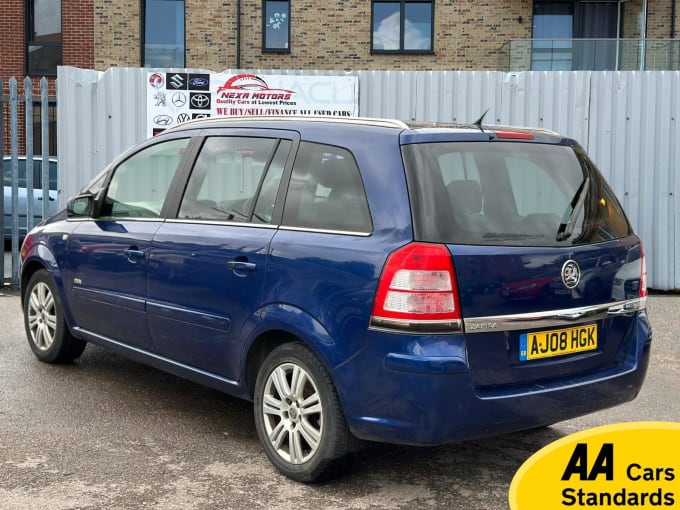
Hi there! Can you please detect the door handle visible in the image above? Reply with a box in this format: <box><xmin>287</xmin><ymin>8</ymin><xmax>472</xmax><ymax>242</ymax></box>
<box><xmin>227</xmin><ymin>260</ymin><xmax>257</xmax><ymax>277</ymax></box>
<box><xmin>124</xmin><ymin>248</ymin><xmax>145</xmax><ymax>263</ymax></box>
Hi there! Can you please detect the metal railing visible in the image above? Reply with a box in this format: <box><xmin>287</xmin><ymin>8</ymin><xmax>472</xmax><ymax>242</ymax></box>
<box><xmin>499</xmin><ymin>39</ymin><xmax>680</xmax><ymax>72</ymax></box>
<box><xmin>1</xmin><ymin>77</ymin><xmax>56</xmax><ymax>289</ymax></box>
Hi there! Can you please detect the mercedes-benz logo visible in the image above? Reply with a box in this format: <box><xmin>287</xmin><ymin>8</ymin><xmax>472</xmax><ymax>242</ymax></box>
<box><xmin>190</xmin><ymin>94</ymin><xmax>210</xmax><ymax>108</ymax></box>
<box><xmin>172</xmin><ymin>93</ymin><xmax>187</xmax><ymax>107</ymax></box>
<box><xmin>561</xmin><ymin>260</ymin><xmax>581</xmax><ymax>289</ymax></box>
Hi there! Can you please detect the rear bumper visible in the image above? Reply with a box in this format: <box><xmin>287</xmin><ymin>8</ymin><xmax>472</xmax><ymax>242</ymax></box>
<box><xmin>335</xmin><ymin>312</ymin><xmax>651</xmax><ymax>446</ymax></box>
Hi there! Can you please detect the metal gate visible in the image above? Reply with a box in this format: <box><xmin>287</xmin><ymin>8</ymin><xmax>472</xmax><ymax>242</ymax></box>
<box><xmin>1</xmin><ymin>77</ymin><xmax>56</xmax><ymax>289</ymax></box>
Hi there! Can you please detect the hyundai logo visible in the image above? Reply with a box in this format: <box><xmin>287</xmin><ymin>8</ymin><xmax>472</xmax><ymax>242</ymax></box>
<box><xmin>190</xmin><ymin>94</ymin><xmax>210</xmax><ymax>109</ymax></box>
<box><xmin>172</xmin><ymin>93</ymin><xmax>187</xmax><ymax>107</ymax></box>
<box><xmin>153</xmin><ymin>115</ymin><xmax>173</xmax><ymax>127</ymax></box>
<box><xmin>189</xmin><ymin>77</ymin><xmax>209</xmax><ymax>87</ymax></box>
<box><xmin>561</xmin><ymin>260</ymin><xmax>581</xmax><ymax>289</ymax></box>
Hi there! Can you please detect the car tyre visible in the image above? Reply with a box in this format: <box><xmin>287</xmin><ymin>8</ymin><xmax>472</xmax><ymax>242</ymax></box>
<box><xmin>254</xmin><ymin>342</ymin><xmax>355</xmax><ymax>483</ymax></box>
<box><xmin>24</xmin><ymin>269</ymin><xmax>86</xmax><ymax>363</ymax></box>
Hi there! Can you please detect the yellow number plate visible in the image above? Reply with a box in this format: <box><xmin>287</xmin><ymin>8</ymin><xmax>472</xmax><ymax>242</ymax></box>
<box><xmin>519</xmin><ymin>324</ymin><xmax>597</xmax><ymax>361</ymax></box>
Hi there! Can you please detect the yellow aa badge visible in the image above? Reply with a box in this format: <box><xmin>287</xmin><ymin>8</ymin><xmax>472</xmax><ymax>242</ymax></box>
<box><xmin>509</xmin><ymin>422</ymin><xmax>680</xmax><ymax>509</ymax></box>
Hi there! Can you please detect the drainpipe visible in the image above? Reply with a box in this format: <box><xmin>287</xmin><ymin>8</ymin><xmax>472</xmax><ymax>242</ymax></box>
<box><xmin>640</xmin><ymin>0</ymin><xmax>648</xmax><ymax>69</ymax></box>
<box><xmin>672</xmin><ymin>0</ymin><xmax>677</xmax><ymax>39</ymax></box>
<box><xmin>236</xmin><ymin>0</ymin><xmax>241</xmax><ymax>69</ymax></box>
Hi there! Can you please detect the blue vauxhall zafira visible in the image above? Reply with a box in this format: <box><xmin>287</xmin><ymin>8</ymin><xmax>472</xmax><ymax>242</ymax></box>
<box><xmin>20</xmin><ymin>117</ymin><xmax>651</xmax><ymax>482</ymax></box>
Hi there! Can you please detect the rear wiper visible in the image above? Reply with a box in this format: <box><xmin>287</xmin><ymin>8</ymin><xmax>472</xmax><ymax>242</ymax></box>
<box><xmin>556</xmin><ymin>176</ymin><xmax>590</xmax><ymax>242</ymax></box>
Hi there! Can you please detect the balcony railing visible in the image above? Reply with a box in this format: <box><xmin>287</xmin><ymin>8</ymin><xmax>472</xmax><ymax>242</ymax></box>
<box><xmin>499</xmin><ymin>39</ymin><xmax>680</xmax><ymax>72</ymax></box>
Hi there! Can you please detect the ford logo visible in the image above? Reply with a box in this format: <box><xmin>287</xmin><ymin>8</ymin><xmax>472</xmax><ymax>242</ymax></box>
<box><xmin>189</xmin><ymin>77</ymin><xmax>209</xmax><ymax>87</ymax></box>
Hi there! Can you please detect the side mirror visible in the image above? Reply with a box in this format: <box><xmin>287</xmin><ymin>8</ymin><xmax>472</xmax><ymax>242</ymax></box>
<box><xmin>67</xmin><ymin>194</ymin><xmax>94</xmax><ymax>217</ymax></box>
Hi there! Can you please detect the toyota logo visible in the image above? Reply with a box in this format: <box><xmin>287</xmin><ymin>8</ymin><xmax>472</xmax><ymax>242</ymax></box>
<box><xmin>153</xmin><ymin>115</ymin><xmax>173</xmax><ymax>127</ymax></box>
<box><xmin>561</xmin><ymin>260</ymin><xmax>581</xmax><ymax>289</ymax></box>
<box><xmin>190</xmin><ymin>94</ymin><xmax>210</xmax><ymax>108</ymax></box>
<box><xmin>172</xmin><ymin>93</ymin><xmax>187</xmax><ymax>107</ymax></box>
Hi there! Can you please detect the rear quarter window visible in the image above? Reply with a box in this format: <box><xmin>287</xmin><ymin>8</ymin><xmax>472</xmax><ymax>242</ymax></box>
<box><xmin>402</xmin><ymin>141</ymin><xmax>631</xmax><ymax>247</ymax></box>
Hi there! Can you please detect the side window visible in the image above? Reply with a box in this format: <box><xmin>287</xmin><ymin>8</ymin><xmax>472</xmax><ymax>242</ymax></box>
<box><xmin>282</xmin><ymin>142</ymin><xmax>372</xmax><ymax>233</ymax></box>
<box><xmin>178</xmin><ymin>136</ymin><xmax>280</xmax><ymax>223</ymax></box>
<box><xmin>252</xmin><ymin>140</ymin><xmax>291</xmax><ymax>224</ymax></box>
<box><xmin>102</xmin><ymin>138</ymin><xmax>189</xmax><ymax>218</ymax></box>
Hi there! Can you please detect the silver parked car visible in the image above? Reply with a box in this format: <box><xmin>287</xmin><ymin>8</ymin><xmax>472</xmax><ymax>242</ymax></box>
<box><xmin>3</xmin><ymin>156</ymin><xmax>58</xmax><ymax>240</ymax></box>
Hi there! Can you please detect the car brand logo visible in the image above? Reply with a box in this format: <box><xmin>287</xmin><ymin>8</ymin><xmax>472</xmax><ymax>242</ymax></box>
<box><xmin>172</xmin><ymin>92</ymin><xmax>187</xmax><ymax>107</ymax></box>
<box><xmin>149</xmin><ymin>73</ymin><xmax>164</xmax><ymax>89</ymax></box>
<box><xmin>167</xmin><ymin>73</ymin><xmax>187</xmax><ymax>89</ymax></box>
<box><xmin>189</xmin><ymin>77</ymin><xmax>209</xmax><ymax>87</ymax></box>
<box><xmin>190</xmin><ymin>93</ymin><xmax>211</xmax><ymax>109</ymax></box>
<box><xmin>153</xmin><ymin>92</ymin><xmax>167</xmax><ymax>107</ymax></box>
<box><xmin>177</xmin><ymin>113</ymin><xmax>190</xmax><ymax>123</ymax></box>
<box><xmin>561</xmin><ymin>260</ymin><xmax>581</xmax><ymax>289</ymax></box>
<box><xmin>188</xmin><ymin>74</ymin><xmax>210</xmax><ymax>90</ymax></box>
<box><xmin>192</xmin><ymin>113</ymin><xmax>210</xmax><ymax>119</ymax></box>
<box><xmin>153</xmin><ymin>115</ymin><xmax>173</xmax><ymax>126</ymax></box>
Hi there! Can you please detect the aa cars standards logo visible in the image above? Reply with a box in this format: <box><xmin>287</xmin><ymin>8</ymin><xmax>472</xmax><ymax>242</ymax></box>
<box><xmin>509</xmin><ymin>422</ymin><xmax>680</xmax><ymax>509</ymax></box>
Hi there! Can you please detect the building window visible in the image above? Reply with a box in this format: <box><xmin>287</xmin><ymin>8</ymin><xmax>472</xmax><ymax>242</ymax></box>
<box><xmin>371</xmin><ymin>0</ymin><xmax>434</xmax><ymax>53</ymax></box>
<box><xmin>263</xmin><ymin>0</ymin><xmax>290</xmax><ymax>52</ymax></box>
<box><xmin>143</xmin><ymin>0</ymin><xmax>185</xmax><ymax>67</ymax></box>
<box><xmin>26</xmin><ymin>0</ymin><xmax>62</xmax><ymax>76</ymax></box>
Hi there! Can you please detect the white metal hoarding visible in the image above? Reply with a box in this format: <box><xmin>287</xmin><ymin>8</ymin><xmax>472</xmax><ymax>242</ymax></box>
<box><xmin>146</xmin><ymin>71</ymin><xmax>359</xmax><ymax>137</ymax></box>
<box><xmin>58</xmin><ymin>67</ymin><xmax>680</xmax><ymax>290</ymax></box>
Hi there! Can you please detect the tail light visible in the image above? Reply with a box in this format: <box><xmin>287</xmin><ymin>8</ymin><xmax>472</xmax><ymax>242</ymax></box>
<box><xmin>369</xmin><ymin>243</ymin><xmax>462</xmax><ymax>333</ymax></box>
<box><xmin>639</xmin><ymin>245</ymin><xmax>648</xmax><ymax>299</ymax></box>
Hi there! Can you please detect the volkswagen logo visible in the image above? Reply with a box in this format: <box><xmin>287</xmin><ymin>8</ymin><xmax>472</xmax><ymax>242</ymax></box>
<box><xmin>561</xmin><ymin>260</ymin><xmax>581</xmax><ymax>289</ymax></box>
<box><xmin>153</xmin><ymin>115</ymin><xmax>173</xmax><ymax>126</ymax></box>
<box><xmin>177</xmin><ymin>113</ymin><xmax>190</xmax><ymax>123</ymax></box>
<box><xmin>172</xmin><ymin>93</ymin><xmax>187</xmax><ymax>107</ymax></box>
<box><xmin>190</xmin><ymin>93</ymin><xmax>210</xmax><ymax>109</ymax></box>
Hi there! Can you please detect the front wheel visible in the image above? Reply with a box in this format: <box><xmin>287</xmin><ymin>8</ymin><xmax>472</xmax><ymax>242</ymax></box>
<box><xmin>24</xmin><ymin>269</ymin><xmax>86</xmax><ymax>363</ymax></box>
<box><xmin>253</xmin><ymin>342</ymin><xmax>355</xmax><ymax>482</ymax></box>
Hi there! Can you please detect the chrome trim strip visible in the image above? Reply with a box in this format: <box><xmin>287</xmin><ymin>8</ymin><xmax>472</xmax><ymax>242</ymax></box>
<box><xmin>279</xmin><ymin>225</ymin><xmax>373</xmax><ymax>237</ymax></box>
<box><xmin>463</xmin><ymin>298</ymin><xmax>645</xmax><ymax>334</ymax></box>
<box><xmin>368</xmin><ymin>317</ymin><xmax>463</xmax><ymax>334</ymax></box>
<box><xmin>166</xmin><ymin>218</ymin><xmax>278</xmax><ymax>229</ymax></box>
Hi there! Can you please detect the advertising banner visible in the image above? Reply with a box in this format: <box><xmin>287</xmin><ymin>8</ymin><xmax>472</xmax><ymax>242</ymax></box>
<box><xmin>146</xmin><ymin>72</ymin><xmax>358</xmax><ymax>137</ymax></box>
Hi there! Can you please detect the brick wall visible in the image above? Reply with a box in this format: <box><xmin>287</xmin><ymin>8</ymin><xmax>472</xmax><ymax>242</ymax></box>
<box><xmin>0</xmin><ymin>1</ymin><xmax>93</xmax><ymax>154</ymax></box>
<box><xmin>91</xmin><ymin>0</ymin><xmax>679</xmax><ymax>72</ymax></box>
<box><xmin>94</xmin><ymin>0</ymin><xmax>141</xmax><ymax>68</ymax></box>
<box><xmin>63</xmin><ymin>0</ymin><xmax>95</xmax><ymax>69</ymax></box>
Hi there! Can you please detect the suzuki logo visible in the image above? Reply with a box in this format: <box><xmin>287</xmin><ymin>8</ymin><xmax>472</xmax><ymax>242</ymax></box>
<box><xmin>168</xmin><ymin>74</ymin><xmax>185</xmax><ymax>89</ymax></box>
<box><xmin>561</xmin><ymin>260</ymin><xmax>581</xmax><ymax>289</ymax></box>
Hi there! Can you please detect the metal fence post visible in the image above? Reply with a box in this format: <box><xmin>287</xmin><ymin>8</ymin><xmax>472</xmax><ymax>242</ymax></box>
<box><xmin>0</xmin><ymin>77</ymin><xmax>4</xmax><ymax>288</ymax></box>
<box><xmin>41</xmin><ymin>77</ymin><xmax>50</xmax><ymax>219</ymax></box>
<box><xmin>25</xmin><ymin>77</ymin><xmax>34</xmax><ymax>235</ymax></box>
<box><xmin>9</xmin><ymin>78</ymin><xmax>19</xmax><ymax>287</ymax></box>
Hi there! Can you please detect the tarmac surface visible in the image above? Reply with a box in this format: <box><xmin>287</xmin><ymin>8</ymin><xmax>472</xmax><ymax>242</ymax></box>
<box><xmin>1</xmin><ymin>290</ymin><xmax>678</xmax><ymax>509</ymax></box>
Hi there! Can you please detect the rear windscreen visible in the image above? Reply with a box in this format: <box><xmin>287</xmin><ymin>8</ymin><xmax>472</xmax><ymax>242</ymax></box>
<box><xmin>402</xmin><ymin>141</ymin><xmax>631</xmax><ymax>247</ymax></box>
